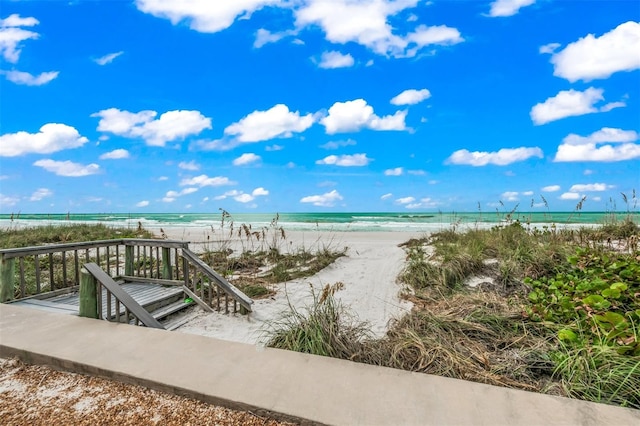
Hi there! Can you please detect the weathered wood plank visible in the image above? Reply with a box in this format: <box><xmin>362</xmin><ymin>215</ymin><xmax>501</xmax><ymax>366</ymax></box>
<box><xmin>8</xmin><ymin>285</ymin><xmax>79</xmax><ymax>303</ymax></box>
<box><xmin>115</xmin><ymin>245</ymin><xmax>120</xmax><ymax>276</ymax></box>
<box><xmin>0</xmin><ymin>255</ymin><xmax>15</xmax><ymax>302</ymax></box>
<box><xmin>120</xmin><ymin>275</ymin><xmax>183</xmax><ymax>286</ymax></box>
<box><xmin>19</xmin><ymin>257</ymin><xmax>25</xmax><ymax>298</ymax></box>
<box><xmin>74</xmin><ymin>250</ymin><xmax>80</xmax><ymax>286</ymax></box>
<box><xmin>62</xmin><ymin>251</ymin><xmax>67</xmax><ymax>287</ymax></box>
<box><xmin>79</xmin><ymin>270</ymin><xmax>98</xmax><ymax>319</ymax></box>
<box><xmin>122</xmin><ymin>239</ymin><xmax>187</xmax><ymax>248</ymax></box>
<box><xmin>181</xmin><ymin>248</ymin><xmax>253</xmax><ymax>311</ymax></box>
<box><xmin>182</xmin><ymin>285</ymin><xmax>214</xmax><ymax>313</ymax></box>
<box><xmin>48</xmin><ymin>253</ymin><xmax>54</xmax><ymax>291</ymax></box>
<box><xmin>12</xmin><ymin>299</ymin><xmax>78</xmax><ymax>315</ymax></box>
<box><xmin>34</xmin><ymin>255</ymin><xmax>41</xmax><ymax>293</ymax></box>
<box><xmin>83</xmin><ymin>263</ymin><xmax>164</xmax><ymax>329</ymax></box>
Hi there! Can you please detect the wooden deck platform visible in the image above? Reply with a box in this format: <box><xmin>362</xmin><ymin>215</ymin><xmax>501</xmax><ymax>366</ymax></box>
<box><xmin>1</xmin><ymin>238</ymin><xmax>252</xmax><ymax>331</ymax></box>
<box><xmin>9</xmin><ymin>282</ymin><xmax>187</xmax><ymax>319</ymax></box>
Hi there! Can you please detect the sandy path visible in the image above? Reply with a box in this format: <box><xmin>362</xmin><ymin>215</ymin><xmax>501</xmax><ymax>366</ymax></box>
<box><xmin>173</xmin><ymin>230</ymin><xmax>417</xmax><ymax>345</ymax></box>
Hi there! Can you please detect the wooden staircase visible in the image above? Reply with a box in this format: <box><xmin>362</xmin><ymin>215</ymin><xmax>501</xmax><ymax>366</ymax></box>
<box><xmin>1</xmin><ymin>238</ymin><xmax>253</xmax><ymax>331</ymax></box>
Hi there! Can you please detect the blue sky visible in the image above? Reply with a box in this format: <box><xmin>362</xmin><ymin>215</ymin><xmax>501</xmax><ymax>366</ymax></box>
<box><xmin>0</xmin><ymin>0</ymin><xmax>638</xmax><ymax>213</ymax></box>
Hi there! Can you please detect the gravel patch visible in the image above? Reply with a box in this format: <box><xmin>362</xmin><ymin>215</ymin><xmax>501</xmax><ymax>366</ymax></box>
<box><xmin>0</xmin><ymin>358</ymin><xmax>296</xmax><ymax>426</ymax></box>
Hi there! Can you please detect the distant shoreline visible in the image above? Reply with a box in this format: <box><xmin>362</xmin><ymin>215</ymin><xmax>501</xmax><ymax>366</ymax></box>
<box><xmin>1</xmin><ymin>211</ymin><xmax>636</xmax><ymax>233</ymax></box>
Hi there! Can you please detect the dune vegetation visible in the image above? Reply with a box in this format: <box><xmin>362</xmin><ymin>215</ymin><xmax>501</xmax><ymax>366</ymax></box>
<box><xmin>266</xmin><ymin>206</ymin><xmax>640</xmax><ymax>409</ymax></box>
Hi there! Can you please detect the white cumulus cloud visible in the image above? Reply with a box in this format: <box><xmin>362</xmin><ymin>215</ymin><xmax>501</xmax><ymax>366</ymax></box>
<box><xmin>2</xmin><ymin>70</ymin><xmax>58</xmax><ymax>86</ymax></box>
<box><xmin>29</xmin><ymin>188</ymin><xmax>52</xmax><ymax>201</ymax></box>
<box><xmin>320</xmin><ymin>139</ymin><xmax>356</xmax><ymax>149</ymax></box>
<box><xmin>530</xmin><ymin>87</ymin><xmax>620</xmax><ymax>125</ymax></box>
<box><xmin>254</xmin><ymin>28</ymin><xmax>295</xmax><ymax>48</ymax></box>
<box><xmin>321</xmin><ymin>99</ymin><xmax>406</xmax><ymax>134</ymax></box>
<box><xmin>381</xmin><ymin>193</ymin><xmax>393</xmax><ymax>200</ymax></box>
<box><xmin>232</xmin><ymin>187</ymin><xmax>269</xmax><ymax>203</ymax></box>
<box><xmin>316</xmin><ymin>153</ymin><xmax>372</xmax><ymax>166</ymax></box>
<box><xmin>99</xmin><ymin>149</ymin><xmax>130</xmax><ymax>160</ymax></box>
<box><xmin>599</xmin><ymin>101</ymin><xmax>626</xmax><ymax>112</ymax></box>
<box><xmin>234</xmin><ymin>193</ymin><xmax>255</xmax><ymax>203</ymax></box>
<box><xmin>214</xmin><ymin>190</ymin><xmax>241</xmax><ymax>201</ymax></box>
<box><xmin>501</xmin><ymin>191</ymin><xmax>519</xmax><ymax>202</ymax></box>
<box><xmin>33</xmin><ymin>159</ymin><xmax>100</xmax><ymax>177</ymax></box>
<box><xmin>390</xmin><ymin>88</ymin><xmax>431</xmax><ymax>105</ymax></box>
<box><xmin>94</xmin><ymin>51</ymin><xmax>123</xmax><ymax>65</ymax></box>
<box><xmin>136</xmin><ymin>200</ymin><xmax>150</xmax><ymax>207</ymax></box>
<box><xmin>559</xmin><ymin>192</ymin><xmax>581</xmax><ymax>200</ymax></box>
<box><xmin>136</xmin><ymin>1</ymin><xmax>462</xmax><ymax>58</ymax></box>
<box><xmin>224</xmin><ymin>104</ymin><xmax>314</xmax><ymax>143</ymax></box>
<box><xmin>300</xmin><ymin>189</ymin><xmax>343</xmax><ymax>207</ymax></box>
<box><xmin>318</xmin><ymin>50</ymin><xmax>354</xmax><ymax>69</ymax></box>
<box><xmin>233</xmin><ymin>153</ymin><xmax>261</xmax><ymax>166</ymax></box>
<box><xmin>446</xmin><ymin>147</ymin><xmax>543</xmax><ymax>166</ymax></box>
<box><xmin>179</xmin><ymin>174</ymin><xmax>236</xmax><ymax>187</ymax></box>
<box><xmin>554</xmin><ymin>127</ymin><xmax>640</xmax><ymax>162</ymax></box>
<box><xmin>0</xmin><ymin>123</ymin><xmax>88</xmax><ymax>157</ymax></box>
<box><xmin>548</xmin><ymin>21</ymin><xmax>640</xmax><ymax>82</ymax></box>
<box><xmin>135</xmin><ymin>0</ymin><xmax>279</xmax><ymax>33</ymax></box>
<box><xmin>539</xmin><ymin>42</ymin><xmax>561</xmax><ymax>54</ymax></box>
<box><xmin>92</xmin><ymin>108</ymin><xmax>212</xmax><ymax>147</ymax></box>
<box><xmin>178</xmin><ymin>160</ymin><xmax>200</xmax><ymax>171</ymax></box>
<box><xmin>162</xmin><ymin>187</ymin><xmax>198</xmax><ymax>202</ymax></box>
<box><xmin>542</xmin><ymin>185</ymin><xmax>561</xmax><ymax>192</ymax></box>
<box><xmin>487</xmin><ymin>0</ymin><xmax>535</xmax><ymax>17</ymax></box>
<box><xmin>295</xmin><ymin>1</ymin><xmax>462</xmax><ymax>58</ymax></box>
<box><xmin>384</xmin><ymin>167</ymin><xmax>403</xmax><ymax>176</ymax></box>
<box><xmin>0</xmin><ymin>14</ymin><xmax>39</xmax><ymax>63</ymax></box>
<box><xmin>396</xmin><ymin>196</ymin><xmax>415</xmax><ymax>204</ymax></box>
<box><xmin>0</xmin><ymin>194</ymin><xmax>20</xmax><ymax>207</ymax></box>
<box><xmin>569</xmin><ymin>183</ymin><xmax>612</xmax><ymax>192</ymax></box>
<box><xmin>405</xmin><ymin>197</ymin><xmax>440</xmax><ymax>209</ymax></box>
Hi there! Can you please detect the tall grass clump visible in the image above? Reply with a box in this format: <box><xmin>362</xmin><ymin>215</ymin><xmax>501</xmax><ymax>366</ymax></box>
<box><xmin>265</xmin><ymin>283</ymin><xmax>371</xmax><ymax>359</ymax></box>
<box><xmin>552</xmin><ymin>338</ymin><xmax>640</xmax><ymax>409</ymax></box>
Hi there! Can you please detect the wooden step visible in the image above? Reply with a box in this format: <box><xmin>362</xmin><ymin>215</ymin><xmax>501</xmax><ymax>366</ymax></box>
<box><xmin>151</xmin><ymin>299</ymin><xmax>194</xmax><ymax>321</ymax></box>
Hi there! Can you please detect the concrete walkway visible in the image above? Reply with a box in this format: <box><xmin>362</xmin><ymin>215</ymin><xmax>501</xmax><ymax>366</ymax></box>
<box><xmin>1</xmin><ymin>304</ymin><xmax>638</xmax><ymax>425</ymax></box>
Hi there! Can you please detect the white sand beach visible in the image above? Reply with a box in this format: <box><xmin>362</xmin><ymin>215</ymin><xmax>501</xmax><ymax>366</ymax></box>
<box><xmin>161</xmin><ymin>228</ymin><xmax>418</xmax><ymax>345</ymax></box>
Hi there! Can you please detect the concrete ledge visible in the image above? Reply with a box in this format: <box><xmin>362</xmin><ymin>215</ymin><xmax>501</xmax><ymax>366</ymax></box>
<box><xmin>1</xmin><ymin>304</ymin><xmax>639</xmax><ymax>425</ymax></box>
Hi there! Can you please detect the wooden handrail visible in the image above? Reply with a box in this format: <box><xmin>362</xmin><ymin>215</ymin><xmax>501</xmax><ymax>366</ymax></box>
<box><xmin>83</xmin><ymin>263</ymin><xmax>165</xmax><ymax>329</ymax></box>
<box><xmin>181</xmin><ymin>248</ymin><xmax>253</xmax><ymax>312</ymax></box>
<box><xmin>1</xmin><ymin>238</ymin><xmax>191</xmax><ymax>301</ymax></box>
<box><xmin>0</xmin><ymin>238</ymin><xmax>187</xmax><ymax>259</ymax></box>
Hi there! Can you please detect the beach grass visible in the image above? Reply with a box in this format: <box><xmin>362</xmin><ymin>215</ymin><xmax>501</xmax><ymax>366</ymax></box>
<box><xmin>198</xmin><ymin>211</ymin><xmax>347</xmax><ymax>298</ymax></box>
<box><xmin>266</xmin><ymin>282</ymin><xmax>372</xmax><ymax>358</ymax></box>
<box><xmin>0</xmin><ymin>223</ymin><xmax>154</xmax><ymax>248</ymax></box>
<box><xmin>265</xmin><ymin>214</ymin><xmax>640</xmax><ymax>408</ymax></box>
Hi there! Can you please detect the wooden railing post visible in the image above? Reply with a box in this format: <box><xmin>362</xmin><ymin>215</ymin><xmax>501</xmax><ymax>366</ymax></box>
<box><xmin>0</xmin><ymin>254</ymin><xmax>16</xmax><ymax>302</ymax></box>
<box><xmin>79</xmin><ymin>269</ymin><xmax>98</xmax><ymax>319</ymax></box>
<box><xmin>162</xmin><ymin>247</ymin><xmax>172</xmax><ymax>280</ymax></box>
<box><xmin>125</xmin><ymin>245</ymin><xmax>134</xmax><ymax>277</ymax></box>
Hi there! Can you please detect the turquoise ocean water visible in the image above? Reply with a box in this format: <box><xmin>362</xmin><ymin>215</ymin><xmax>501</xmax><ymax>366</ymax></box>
<box><xmin>0</xmin><ymin>211</ymin><xmax>636</xmax><ymax>233</ymax></box>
